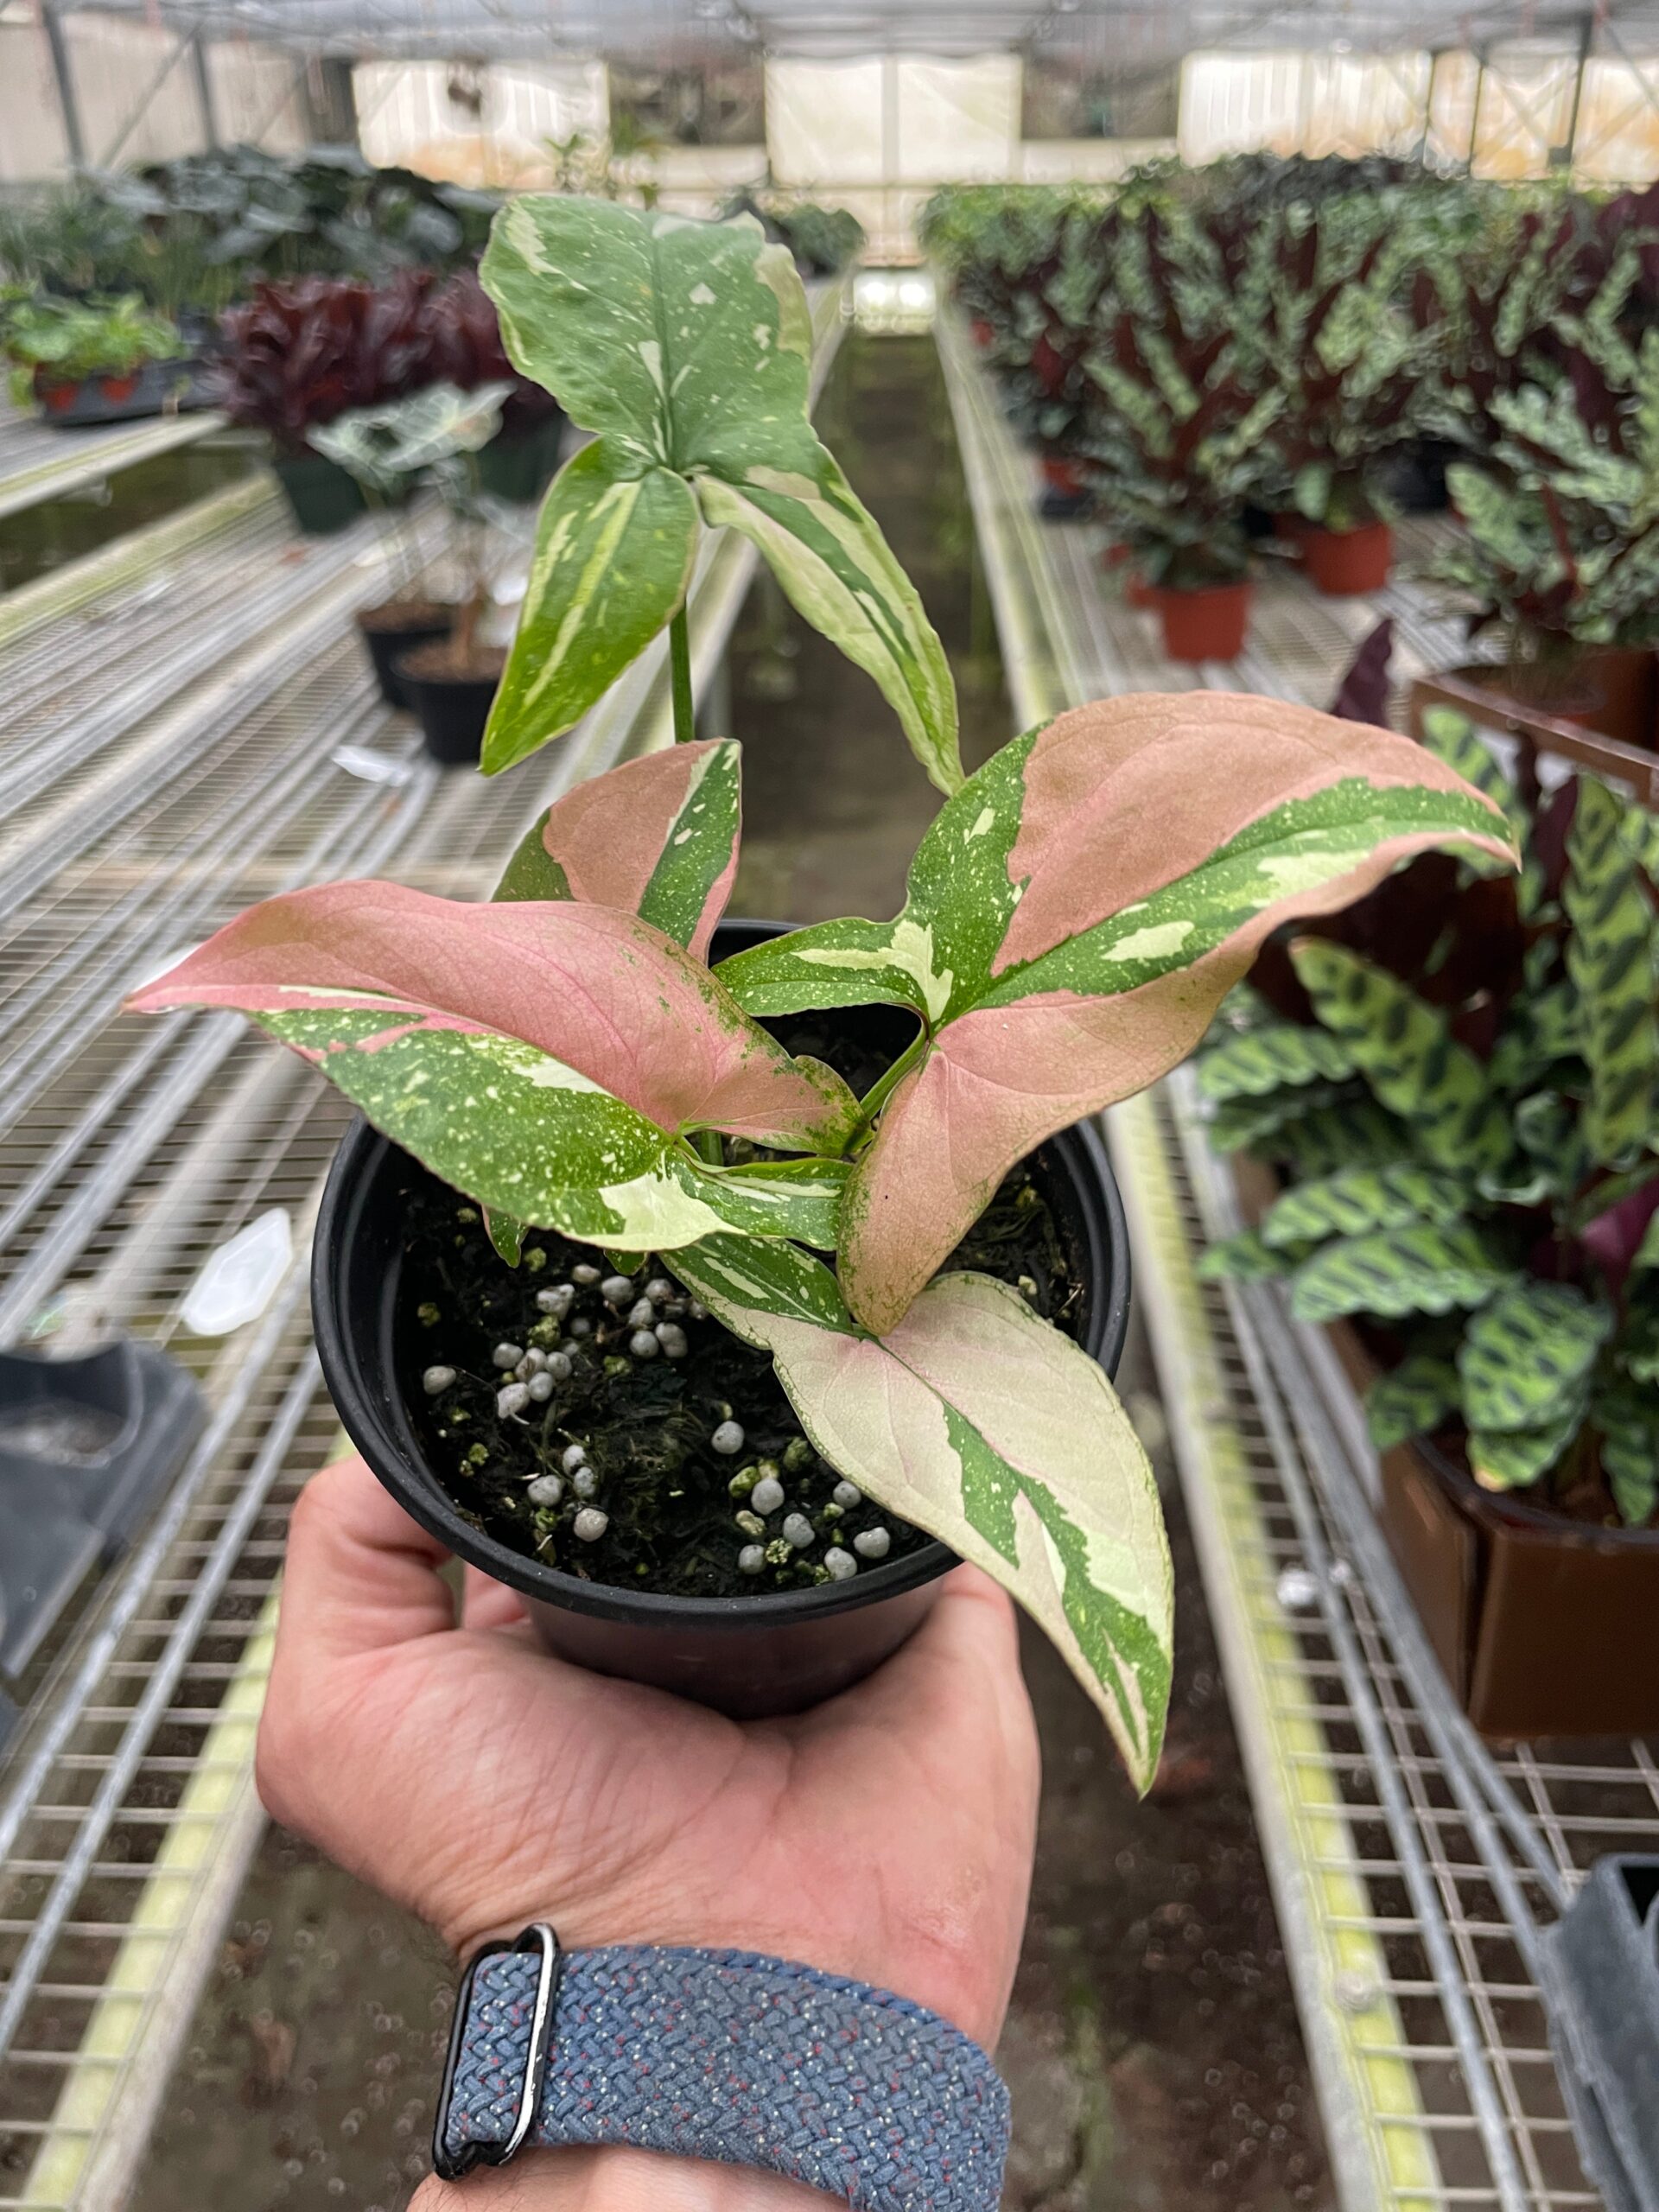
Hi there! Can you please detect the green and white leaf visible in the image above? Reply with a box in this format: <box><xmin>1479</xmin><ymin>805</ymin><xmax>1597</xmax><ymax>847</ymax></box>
<box><xmin>1196</xmin><ymin>1022</ymin><xmax>1357</xmax><ymax>1103</ymax></box>
<box><xmin>1564</xmin><ymin>776</ymin><xmax>1659</xmax><ymax>1164</ymax></box>
<box><xmin>1289</xmin><ymin>1222</ymin><xmax>1517</xmax><ymax>1325</ymax></box>
<box><xmin>1366</xmin><ymin>1356</ymin><xmax>1459</xmax><ymax>1450</ymax></box>
<box><xmin>1262</xmin><ymin>1165</ymin><xmax>1470</xmax><ymax>1249</ymax></box>
<box><xmin>481</xmin><ymin>195</ymin><xmax>961</xmax><ymax>791</ymax></box>
<box><xmin>1291</xmin><ymin>941</ymin><xmax>1513</xmax><ymax>1174</ymax></box>
<box><xmin>1456</xmin><ymin>1279</ymin><xmax>1613</xmax><ymax>1433</ymax></box>
<box><xmin>671</xmin><ymin>1236</ymin><xmax>1173</xmax><ymax>1790</ymax></box>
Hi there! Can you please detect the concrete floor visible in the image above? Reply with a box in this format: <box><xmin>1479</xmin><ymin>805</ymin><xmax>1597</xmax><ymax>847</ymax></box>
<box><xmin>130</xmin><ymin>331</ymin><xmax>1334</xmax><ymax>2212</ymax></box>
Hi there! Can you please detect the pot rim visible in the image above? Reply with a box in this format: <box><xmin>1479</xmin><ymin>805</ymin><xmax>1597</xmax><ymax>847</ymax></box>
<box><xmin>1415</xmin><ymin>1429</ymin><xmax>1659</xmax><ymax>1549</ymax></box>
<box><xmin>312</xmin><ymin>925</ymin><xmax>1133</xmax><ymax>1632</ymax></box>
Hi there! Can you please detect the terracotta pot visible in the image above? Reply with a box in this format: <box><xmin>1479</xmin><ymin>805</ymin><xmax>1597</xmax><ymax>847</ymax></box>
<box><xmin>35</xmin><ymin>373</ymin><xmax>75</xmax><ymax>415</ymax></box>
<box><xmin>1271</xmin><ymin>512</ymin><xmax>1313</xmax><ymax>556</ymax></box>
<box><xmin>1380</xmin><ymin>1437</ymin><xmax>1659</xmax><ymax>1738</ymax></box>
<box><xmin>1127</xmin><ymin>571</ymin><xmax>1159</xmax><ymax>611</ymax></box>
<box><xmin>99</xmin><ymin>373</ymin><xmax>139</xmax><ymax>404</ymax></box>
<box><xmin>1154</xmin><ymin>580</ymin><xmax>1251</xmax><ymax>663</ymax></box>
<box><xmin>1303</xmin><ymin>520</ymin><xmax>1393</xmax><ymax>596</ymax></box>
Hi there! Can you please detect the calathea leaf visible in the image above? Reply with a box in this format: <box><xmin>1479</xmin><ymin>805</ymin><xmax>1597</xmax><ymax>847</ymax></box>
<box><xmin>125</xmin><ymin>885</ymin><xmax>859</xmax><ymax>1249</ymax></box>
<box><xmin>1456</xmin><ymin>1280</ymin><xmax>1613</xmax><ymax>1433</ymax></box>
<box><xmin>1204</xmin><ymin>1080</ymin><xmax>1355</xmax><ymax>1155</ymax></box>
<box><xmin>1468</xmin><ymin>1392</ymin><xmax>1587</xmax><ymax>1491</ymax></box>
<box><xmin>1195</xmin><ymin>1022</ymin><xmax>1356</xmax><ymax>1102</ymax></box>
<box><xmin>1240</xmin><ymin>1097</ymin><xmax>1414</xmax><ymax>1176</ymax></box>
<box><xmin>480</xmin><ymin>196</ymin><xmax>960</xmax><ymax>791</ymax></box>
<box><xmin>670</xmin><ymin>1235</ymin><xmax>1173</xmax><ymax>1790</ymax></box>
<box><xmin>1366</xmin><ymin>1356</ymin><xmax>1459</xmax><ymax>1450</ymax></box>
<box><xmin>1196</xmin><ymin>1228</ymin><xmax>1298</xmax><ymax>1282</ymax></box>
<box><xmin>1289</xmin><ymin>1223</ymin><xmax>1516</xmax><ymax>1325</ymax></box>
<box><xmin>1289</xmin><ymin>941</ymin><xmax>1513</xmax><ymax>1174</ymax></box>
<box><xmin>1262</xmin><ymin>1164</ymin><xmax>1470</xmax><ymax>1248</ymax></box>
<box><xmin>495</xmin><ymin>738</ymin><xmax>740</xmax><ymax>960</ymax></box>
<box><xmin>716</xmin><ymin>694</ymin><xmax>1516</xmax><ymax>1331</ymax></box>
<box><xmin>1564</xmin><ymin>775</ymin><xmax>1659</xmax><ymax>1164</ymax></box>
<box><xmin>1593</xmin><ymin>1384</ymin><xmax>1659</xmax><ymax>1526</ymax></box>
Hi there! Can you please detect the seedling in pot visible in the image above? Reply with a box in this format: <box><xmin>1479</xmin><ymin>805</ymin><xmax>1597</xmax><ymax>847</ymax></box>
<box><xmin>129</xmin><ymin>693</ymin><xmax>1515</xmax><ymax>1786</ymax></box>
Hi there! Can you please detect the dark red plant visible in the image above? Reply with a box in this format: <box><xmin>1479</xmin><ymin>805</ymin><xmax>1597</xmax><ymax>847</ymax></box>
<box><xmin>213</xmin><ymin>272</ymin><xmax>437</xmax><ymax>453</ymax></box>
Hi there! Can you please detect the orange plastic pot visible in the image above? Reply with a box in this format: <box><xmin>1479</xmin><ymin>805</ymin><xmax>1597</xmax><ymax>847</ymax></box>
<box><xmin>1304</xmin><ymin>520</ymin><xmax>1393</xmax><ymax>597</ymax></box>
<box><xmin>1126</xmin><ymin>571</ymin><xmax>1159</xmax><ymax>610</ymax></box>
<box><xmin>99</xmin><ymin>373</ymin><xmax>139</xmax><ymax>404</ymax></box>
<box><xmin>1271</xmin><ymin>512</ymin><xmax>1314</xmax><ymax>556</ymax></box>
<box><xmin>1154</xmin><ymin>580</ymin><xmax>1252</xmax><ymax>663</ymax></box>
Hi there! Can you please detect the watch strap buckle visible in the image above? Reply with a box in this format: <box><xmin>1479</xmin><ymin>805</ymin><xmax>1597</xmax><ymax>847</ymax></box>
<box><xmin>432</xmin><ymin>1922</ymin><xmax>560</xmax><ymax>2181</ymax></box>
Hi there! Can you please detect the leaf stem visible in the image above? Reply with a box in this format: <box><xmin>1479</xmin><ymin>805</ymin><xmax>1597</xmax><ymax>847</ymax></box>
<box><xmin>669</xmin><ymin>606</ymin><xmax>696</xmax><ymax>746</ymax></box>
<box><xmin>691</xmin><ymin>1128</ymin><xmax>724</xmax><ymax>1167</ymax></box>
<box><xmin>855</xmin><ymin>1029</ymin><xmax>929</xmax><ymax>1131</ymax></box>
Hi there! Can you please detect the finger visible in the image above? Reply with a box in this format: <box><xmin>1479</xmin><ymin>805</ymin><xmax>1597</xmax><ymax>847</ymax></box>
<box><xmin>273</xmin><ymin>1456</ymin><xmax>456</xmax><ymax>1670</ymax></box>
<box><xmin>462</xmin><ymin>1563</ymin><xmax>529</xmax><ymax>1632</ymax></box>
<box><xmin>806</xmin><ymin>1564</ymin><xmax>1030</xmax><ymax>1744</ymax></box>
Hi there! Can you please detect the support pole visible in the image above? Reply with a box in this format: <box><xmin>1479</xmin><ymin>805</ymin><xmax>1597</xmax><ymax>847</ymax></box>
<box><xmin>41</xmin><ymin>2</ymin><xmax>86</xmax><ymax>168</ymax></box>
<box><xmin>1557</xmin><ymin>10</ymin><xmax>1593</xmax><ymax>172</ymax></box>
<box><xmin>191</xmin><ymin>34</ymin><xmax>219</xmax><ymax>150</ymax></box>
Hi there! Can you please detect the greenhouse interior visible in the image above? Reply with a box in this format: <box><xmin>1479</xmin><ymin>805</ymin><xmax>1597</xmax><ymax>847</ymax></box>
<box><xmin>11</xmin><ymin>3</ymin><xmax>1659</xmax><ymax>2210</ymax></box>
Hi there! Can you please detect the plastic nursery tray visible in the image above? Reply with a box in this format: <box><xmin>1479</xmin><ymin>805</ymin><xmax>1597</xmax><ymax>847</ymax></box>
<box><xmin>0</xmin><ymin>1340</ymin><xmax>206</xmax><ymax>1681</ymax></box>
<box><xmin>1541</xmin><ymin>1855</ymin><xmax>1659</xmax><ymax>2212</ymax></box>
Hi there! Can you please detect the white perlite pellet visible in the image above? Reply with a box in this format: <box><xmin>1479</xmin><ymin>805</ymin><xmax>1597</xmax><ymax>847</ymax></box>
<box><xmin>655</xmin><ymin>1323</ymin><xmax>689</xmax><ymax>1360</ymax></box>
<box><xmin>527</xmin><ymin>1474</ymin><xmax>563</xmax><ymax>1506</ymax></box>
<box><xmin>737</xmin><ymin>1544</ymin><xmax>766</xmax><ymax>1574</ymax></box>
<box><xmin>601</xmin><ymin>1274</ymin><xmax>635</xmax><ymax>1304</ymax></box>
<box><xmin>421</xmin><ymin>1366</ymin><xmax>455</xmax><ymax>1395</ymax></box>
<box><xmin>781</xmin><ymin>1512</ymin><xmax>814</xmax><ymax>1550</ymax></box>
<box><xmin>492</xmin><ymin>1343</ymin><xmax>524</xmax><ymax>1370</ymax></box>
<box><xmin>627</xmin><ymin>1298</ymin><xmax>656</xmax><ymax>1329</ymax></box>
<box><xmin>562</xmin><ymin>1443</ymin><xmax>588</xmax><ymax>1474</ymax></box>
<box><xmin>711</xmin><ymin>1421</ymin><xmax>745</xmax><ymax>1455</ymax></box>
<box><xmin>572</xmin><ymin>1263</ymin><xmax>601</xmax><ymax>1285</ymax></box>
<box><xmin>823</xmin><ymin>1547</ymin><xmax>857</xmax><ymax>1581</ymax></box>
<box><xmin>750</xmin><ymin>1474</ymin><xmax>785</xmax><ymax>1515</ymax></box>
<box><xmin>574</xmin><ymin>1507</ymin><xmax>608</xmax><ymax>1541</ymax></box>
<box><xmin>645</xmin><ymin>1279</ymin><xmax>674</xmax><ymax>1304</ymax></box>
<box><xmin>853</xmin><ymin>1527</ymin><xmax>891</xmax><ymax>1560</ymax></box>
<box><xmin>629</xmin><ymin>1329</ymin><xmax>660</xmax><ymax>1360</ymax></box>
<box><xmin>537</xmin><ymin>1285</ymin><xmax>575</xmax><ymax>1317</ymax></box>
<box><xmin>572</xmin><ymin>1466</ymin><xmax>598</xmax><ymax>1498</ymax></box>
<box><xmin>496</xmin><ymin>1382</ymin><xmax>531</xmax><ymax>1418</ymax></box>
<box><xmin>527</xmin><ymin>1372</ymin><xmax>554</xmax><ymax>1402</ymax></box>
<box><xmin>831</xmin><ymin>1480</ymin><xmax>861</xmax><ymax>1510</ymax></box>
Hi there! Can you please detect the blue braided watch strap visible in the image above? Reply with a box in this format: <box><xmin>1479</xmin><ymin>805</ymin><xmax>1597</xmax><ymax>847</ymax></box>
<box><xmin>436</xmin><ymin>1936</ymin><xmax>1011</xmax><ymax>2211</ymax></box>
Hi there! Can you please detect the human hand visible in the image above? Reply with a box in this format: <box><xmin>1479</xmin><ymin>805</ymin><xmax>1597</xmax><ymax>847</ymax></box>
<box><xmin>257</xmin><ymin>1458</ymin><xmax>1042</xmax><ymax>2207</ymax></box>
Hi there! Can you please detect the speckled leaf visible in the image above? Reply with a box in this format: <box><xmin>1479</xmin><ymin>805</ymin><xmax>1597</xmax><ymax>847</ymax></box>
<box><xmin>481</xmin><ymin>195</ymin><xmax>960</xmax><ymax>791</ymax></box>
<box><xmin>675</xmin><ymin>1157</ymin><xmax>849</xmax><ymax>1247</ymax></box>
<box><xmin>482</xmin><ymin>442</ymin><xmax>699</xmax><ymax>774</ymax></box>
<box><xmin>126</xmin><ymin>881</ymin><xmax>859</xmax><ymax>1161</ymax></box>
<box><xmin>1592</xmin><ymin>1385</ymin><xmax>1659</xmax><ymax>1526</ymax></box>
<box><xmin>671</xmin><ymin>1236</ymin><xmax>1173</xmax><ymax>1790</ymax></box>
<box><xmin>1225</xmin><ymin>1096</ymin><xmax>1414</xmax><ymax>1175</ymax></box>
<box><xmin>1468</xmin><ymin>1393</ymin><xmax>1587</xmax><ymax>1491</ymax></box>
<box><xmin>1290</xmin><ymin>942</ymin><xmax>1513</xmax><ymax>1174</ymax></box>
<box><xmin>1196</xmin><ymin>1022</ymin><xmax>1357</xmax><ymax>1103</ymax></box>
<box><xmin>495</xmin><ymin>739</ymin><xmax>740</xmax><ymax>960</ymax></box>
<box><xmin>1366</xmin><ymin>1357</ymin><xmax>1459</xmax><ymax>1450</ymax></box>
<box><xmin>1457</xmin><ymin>1280</ymin><xmax>1612</xmax><ymax>1433</ymax></box>
<box><xmin>1565</xmin><ymin>776</ymin><xmax>1659</xmax><ymax>1164</ymax></box>
<box><xmin>1262</xmin><ymin>1165</ymin><xmax>1470</xmax><ymax>1249</ymax></box>
<box><xmin>1289</xmin><ymin>1223</ymin><xmax>1516</xmax><ymax>1325</ymax></box>
<box><xmin>723</xmin><ymin>694</ymin><xmax>1516</xmax><ymax>1330</ymax></box>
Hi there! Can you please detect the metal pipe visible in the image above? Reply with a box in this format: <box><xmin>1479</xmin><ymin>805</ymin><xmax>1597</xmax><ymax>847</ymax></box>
<box><xmin>40</xmin><ymin>2</ymin><xmax>85</xmax><ymax>168</ymax></box>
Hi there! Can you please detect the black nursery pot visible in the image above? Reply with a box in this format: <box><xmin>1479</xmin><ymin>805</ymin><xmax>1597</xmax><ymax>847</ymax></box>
<box><xmin>313</xmin><ymin>920</ymin><xmax>1132</xmax><ymax>1718</ymax></box>
<box><xmin>356</xmin><ymin>604</ymin><xmax>454</xmax><ymax>710</ymax></box>
<box><xmin>393</xmin><ymin>649</ymin><xmax>503</xmax><ymax>767</ymax></box>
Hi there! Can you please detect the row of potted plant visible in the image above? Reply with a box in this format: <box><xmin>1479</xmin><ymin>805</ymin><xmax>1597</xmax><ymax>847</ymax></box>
<box><xmin>925</xmin><ymin>160</ymin><xmax>1659</xmax><ymax>682</ymax></box>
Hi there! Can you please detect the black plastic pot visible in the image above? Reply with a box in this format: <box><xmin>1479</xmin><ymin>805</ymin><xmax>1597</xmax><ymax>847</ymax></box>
<box><xmin>271</xmin><ymin>451</ymin><xmax>367</xmax><ymax>537</ymax></box>
<box><xmin>355</xmin><ymin>603</ymin><xmax>455</xmax><ymax>710</ymax></box>
<box><xmin>1541</xmin><ymin>1855</ymin><xmax>1659</xmax><ymax>2212</ymax></box>
<box><xmin>34</xmin><ymin>356</ymin><xmax>199</xmax><ymax>427</ymax></box>
<box><xmin>476</xmin><ymin>412</ymin><xmax>564</xmax><ymax>504</ymax></box>
<box><xmin>314</xmin><ymin>921</ymin><xmax>1132</xmax><ymax>1717</ymax></box>
<box><xmin>394</xmin><ymin>648</ymin><xmax>503</xmax><ymax>767</ymax></box>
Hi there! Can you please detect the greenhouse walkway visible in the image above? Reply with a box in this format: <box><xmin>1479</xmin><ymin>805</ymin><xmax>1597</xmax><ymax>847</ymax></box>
<box><xmin>0</xmin><ymin>288</ymin><xmax>845</xmax><ymax>2212</ymax></box>
<box><xmin>941</xmin><ymin>308</ymin><xmax>1651</xmax><ymax>2212</ymax></box>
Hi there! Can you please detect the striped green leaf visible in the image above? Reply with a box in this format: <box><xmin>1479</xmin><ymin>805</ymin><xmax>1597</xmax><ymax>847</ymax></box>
<box><xmin>1365</xmin><ymin>1356</ymin><xmax>1459</xmax><ymax>1450</ymax></box>
<box><xmin>1456</xmin><ymin>1280</ymin><xmax>1613</xmax><ymax>1433</ymax></box>
<box><xmin>481</xmin><ymin>196</ymin><xmax>960</xmax><ymax>792</ymax></box>
<box><xmin>671</xmin><ymin>1236</ymin><xmax>1173</xmax><ymax>1790</ymax></box>
<box><xmin>1418</xmin><ymin>705</ymin><xmax>1523</xmax><ymax>831</ymax></box>
<box><xmin>1197</xmin><ymin>1228</ymin><xmax>1297</xmax><ymax>1282</ymax></box>
<box><xmin>1262</xmin><ymin>1165</ymin><xmax>1470</xmax><ymax>1249</ymax></box>
<box><xmin>495</xmin><ymin>739</ymin><xmax>740</xmax><ymax>960</ymax></box>
<box><xmin>1593</xmin><ymin>1385</ymin><xmax>1659</xmax><ymax>1526</ymax></box>
<box><xmin>1196</xmin><ymin>1022</ymin><xmax>1357</xmax><ymax>1103</ymax></box>
<box><xmin>716</xmin><ymin>694</ymin><xmax>1516</xmax><ymax>1329</ymax></box>
<box><xmin>1206</xmin><ymin>1080</ymin><xmax>1356</xmax><ymax>1155</ymax></box>
<box><xmin>1289</xmin><ymin>1223</ymin><xmax>1517</xmax><ymax>1325</ymax></box>
<box><xmin>1468</xmin><ymin>1393</ymin><xmax>1587</xmax><ymax>1491</ymax></box>
<box><xmin>1565</xmin><ymin>776</ymin><xmax>1659</xmax><ymax>1164</ymax></box>
<box><xmin>1290</xmin><ymin>941</ymin><xmax>1513</xmax><ymax>1175</ymax></box>
<box><xmin>1243</xmin><ymin>1098</ymin><xmax>1415</xmax><ymax>1176</ymax></box>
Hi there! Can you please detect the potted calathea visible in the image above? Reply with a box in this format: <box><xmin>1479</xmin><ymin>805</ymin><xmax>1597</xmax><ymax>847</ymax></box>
<box><xmin>1200</xmin><ymin>703</ymin><xmax>1659</xmax><ymax>1737</ymax></box>
<box><xmin>127</xmin><ymin>198</ymin><xmax>1510</xmax><ymax>1788</ymax></box>
<box><xmin>310</xmin><ymin>380</ymin><xmax>511</xmax><ymax>721</ymax></box>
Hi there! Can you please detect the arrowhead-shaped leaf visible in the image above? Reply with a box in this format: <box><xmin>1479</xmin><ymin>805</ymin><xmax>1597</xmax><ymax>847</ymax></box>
<box><xmin>671</xmin><ymin>1235</ymin><xmax>1173</xmax><ymax>1790</ymax></box>
<box><xmin>480</xmin><ymin>196</ymin><xmax>961</xmax><ymax>792</ymax></box>
<box><xmin>495</xmin><ymin>738</ymin><xmax>740</xmax><ymax>961</ymax></box>
<box><xmin>125</xmin><ymin>885</ymin><xmax>859</xmax><ymax>1248</ymax></box>
<box><xmin>717</xmin><ymin>694</ymin><xmax>1518</xmax><ymax>1331</ymax></box>
<box><xmin>1289</xmin><ymin>941</ymin><xmax>1514</xmax><ymax>1175</ymax></box>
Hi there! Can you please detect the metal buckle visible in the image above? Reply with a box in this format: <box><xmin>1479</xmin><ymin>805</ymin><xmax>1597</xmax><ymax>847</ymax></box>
<box><xmin>432</xmin><ymin>1923</ymin><xmax>561</xmax><ymax>2182</ymax></box>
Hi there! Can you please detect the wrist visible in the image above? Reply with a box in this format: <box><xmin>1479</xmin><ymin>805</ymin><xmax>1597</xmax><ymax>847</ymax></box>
<box><xmin>414</xmin><ymin>2145</ymin><xmax>820</xmax><ymax>2210</ymax></box>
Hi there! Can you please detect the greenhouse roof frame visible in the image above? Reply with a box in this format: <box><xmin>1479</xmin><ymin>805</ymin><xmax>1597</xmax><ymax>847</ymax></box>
<box><xmin>37</xmin><ymin>0</ymin><xmax>1659</xmax><ymax>63</ymax></box>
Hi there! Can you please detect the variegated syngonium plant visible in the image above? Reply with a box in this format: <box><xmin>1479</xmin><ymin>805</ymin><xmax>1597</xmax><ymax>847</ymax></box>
<box><xmin>128</xmin><ymin>692</ymin><xmax>1514</xmax><ymax>1787</ymax></box>
<box><xmin>475</xmin><ymin>194</ymin><xmax>960</xmax><ymax>794</ymax></box>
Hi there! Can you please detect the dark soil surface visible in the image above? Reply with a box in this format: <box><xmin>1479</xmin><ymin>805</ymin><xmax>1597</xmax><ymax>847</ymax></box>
<box><xmin>357</xmin><ymin>599</ymin><xmax>455</xmax><ymax>633</ymax></box>
<box><xmin>398</xmin><ymin>640</ymin><xmax>505</xmax><ymax>683</ymax></box>
<box><xmin>128</xmin><ymin>329</ymin><xmax>1335</xmax><ymax>2212</ymax></box>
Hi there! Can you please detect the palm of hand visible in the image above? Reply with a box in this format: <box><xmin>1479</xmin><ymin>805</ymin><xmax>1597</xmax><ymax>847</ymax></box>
<box><xmin>257</xmin><ymin>1459</ymin><xmax>1040</xmax><ymax>2048</ymax></box>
